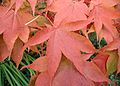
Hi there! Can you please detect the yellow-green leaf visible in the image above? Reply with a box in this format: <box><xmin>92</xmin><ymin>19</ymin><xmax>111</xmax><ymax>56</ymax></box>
<box><xmin>106</xmin><ymin>51</ymin><xmax>119</xmax><ymax>74</ymax></box>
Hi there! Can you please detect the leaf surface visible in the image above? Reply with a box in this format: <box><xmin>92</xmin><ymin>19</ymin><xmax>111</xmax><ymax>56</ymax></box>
<box><xmin>100</xmin><ymin>38</ymin><xmax>120</xmax><ymax>73</ymax></box>
<box><xmin>106</xmin><ymin>51</ymin><xmax>119</xmax><ymax>74</ymax></box>
<box><xmin>11</xmin><ymin>38</ymin><xmax>24</xmax><ymax>67</ymax></box>
<box><xmin>0</xmin><ymin>35</ymin><xmax>10</xmax><ymax>61</ymax></box>
<box><xmin>89</xmin><ymin>5</ymin><xmax>120</xmax><ymax>42</ymax></box>
<box><xmin>11</xmin><ymin>0</ymin><xmax>37</xmax><ymax>14</ymax></box>
<box><xmin>0</xmin><ymin>8</ymin><xmax>33</xmax><ymax>51</ymax></box>
<box><xmin>90</xmin><ymin>0</ymin><xmax>120</xmax><ymax>9</ymax></box>
<box><xmin>35</xmin><ymin>72</ymin><xmax>50</xmax><ymax>86</ymax></box>
<box><xmin>52</xmin><ymin>57</ymin><xmax>95</xmax><ymax>86</ymax></box>
<box><xmin>24</xmin><ymin>22</ymin><xmax>108</xmax><ymax>83</ymax></box>
<box><xmin>93</xmin><ymin>53</ymin><xmax>109</xmax><ymax>74</ymax></box>
<box><xmin>21</xmin><ymin>56</ymin><xmax>48</xmax><ymax>72</ymax></box>
<box><xmin>48</xmin><ymin>0</ymin><xmax>89</xmax><ymax>26</ymax></box>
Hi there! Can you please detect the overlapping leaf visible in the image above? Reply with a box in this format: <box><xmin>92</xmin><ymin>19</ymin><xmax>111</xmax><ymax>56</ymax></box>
<box><xmin>0</xmin><ymin>6</ymin><xmax>34</xmax><ymax>66</ymax></box>
<box><xmin>100</xmin><ymin>37</ymin><xmax>120</xmax><ymax>73</ymax></box>
<box><xmin>52</xmin><ymin>59</ymin><xmax>95</xmax><ymax>86</ymax></box>
<box><xmin>89</xmin><ymin>1</ymin><xmax>120</xmax><ymax>42</ymax></box>
<box><xmin>0</xmin><ymin>0</ymin><xmax>120</xmax><ymax>85</ymax></box>
<box><xmin>0</xmin><ymin>7</ymin><xmax>33</xmax><ymax>51</ymax></box>
<box><xmin>26</xmin><ymin>55</ymin><xmax>108</xmax><ymax>86</ymax></box>
<box><xmin>47</xmin><ymin>0</ymin><xmax>89</xmax><ymax>26</ymax></box>
<box><xmin>0</xmin><ymin>35</ymin><xmax>10</xmax><ymax>61</ymax></box>
<box><xmin>10</xmin><ymin>0</ymin><xmax>37</xmax><ymax>14</ymax></box>
<box><xmin>89</xmin><ymin>0</ymin><xmax>120</xmax><ymax>9</ymax></box>
<box><xmin>23</xmin><ymin>20</ymin><xmax>109</xmax><ymax>83</ymax></box>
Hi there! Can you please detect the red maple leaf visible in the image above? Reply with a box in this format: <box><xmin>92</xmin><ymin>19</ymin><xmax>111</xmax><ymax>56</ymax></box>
<box><xmin>23</xmin><ymin>19</ymin><xmax>108</xmax><ymax>83</ymax></box>
<box><xmin>0</xmin><ymin>6</ymin><xmax>33</xmax><ymax>51</ymax></box>
<box><xmin>25</xmin><ymin>55</ymin><xmax>109</xmax><ymax>86</ymax></box>
<box><xmin>0</xmin><ymin>35</ymin><xmax>10</xmax><ymax>61</ymax></box>
<box><xmin>9</xmin><ymin>0</ymin><xmax>37</xmax><ymax>14</ymax></box>
<box><xmin>88</xmin><ymin>0</ymin><xmax>120</xmax><ymax>43</ymax></box>
<box><xmin>0</xmin><ymin>6</ymin><xmax>35</xmax><ymax>66</ymax></box>
<box><xmin>47</xmin><ymin>0</ymin><xmax>89</xmax><ymax>26</ymax></box>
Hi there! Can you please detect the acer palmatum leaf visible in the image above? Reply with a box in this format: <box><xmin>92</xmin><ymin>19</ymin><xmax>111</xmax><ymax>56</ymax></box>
<box><xmin>21</xmin><ymin>56</ymin><xmax>48</xmax><ymax>72</ymax></box>
<box><xmin>100</xmin><ymin>37</ymin><xmax>120</xmax><ymax>73</ymax></box>
<box><xmin>106</xmin><ymin>51</ymin><xmax>119</xmax><ymax>74</ymax></box>
<box><xmin>11</xmin><ymin>38</ymin><xmax>24</xmax><ymax>67</ymax></box>
<box><xmin>27</xmin><ymin>56</ymin><xmax>108</xmax><ymax>86</ymax></box>
<box><xmin>89</xmin><ymin>5</ymin><xmax>120</xmax><ymax>42</ymax></box>
<box><xmin>23</xmin><ymin>20</ymin><xmax>109</xmax><ymax>83</ymax></box>
<box><xmin>47</xmin><ymin>0</ymin><xmax>89</xmax><ymax>26</ymax></box>
<box><xmin>0</xmin><ymin>6</ymin><xmax>35</xmax><ymax>66</ymax></box>
<box><xmin>52</xmin><ymin>58</ymin><xmax>95</xmax><ymax>86</ymax></box>
<box><xmin>101</xmin><ymin>37</ymin><xmax>120</xmax><ymax>51</ymax></box>
<box><xmin>35</xmin><ymin>72</ymin><xmax>50</xmax><ymax>86</ymax></box>
<box><xmin>0</xmin><ymin>35</ymin><xmax>10</xmax><ymax>61</ymax></box>
<box><xmin>99</xmin><ymin>27</ymin><xmax>115</xmax><ymax>43</ymax></box>
<box><xmin>89</xmin><ymin>0</ymin><xmax>120</xmax><ymax>9</ymax></box>
<box><xmin>0</xmin><ymin>7</ymin><xmax>34</xmax><ymax>51</ymax></box>
<box><xmin>11</xmin><ymin>0</ymin><xmax>37</xmax><ymax>14</ymax></box>
<box><xmin>25</xmin><ymin>56</ymin><xmax>48</xmax><ymax>86</ymax></box>
<box><xmin>0</xmin><ymin>35</ymin><xmax>24</xmax><ymax>67</ymax></box>
<box><xmin>92</xmin><ymin>53</ymin><xmax>109</xmax><ymax>74</ymax></box>
<box><xmin>23</xmin><ymin>56</ymin><xmax>50</xmax><ymax>86</ymax></box>
<box><xmin>69</xmin><ymin>56</ymin><xmax>108</xmax><ymax>82</ymax></box>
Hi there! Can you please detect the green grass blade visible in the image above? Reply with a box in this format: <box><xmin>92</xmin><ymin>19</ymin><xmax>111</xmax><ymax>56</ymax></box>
<box><xmin>0</xmin><ymin>69</ymin><xmax>2</xmax><ymax>86</ymax></box>
<box><xmin>2</xmin><ymin>65</ymin><xmax>22</xmax><ymax>86</ymax></box>
<box><xmin>1</xmin><ymin>65</ymin><xmax>14</xmax><ymax>86</ymax></box>
<box><xmin>5</xmin><ymin>63</ymin><xmax>28</xmax><ymax>85</ymax></box>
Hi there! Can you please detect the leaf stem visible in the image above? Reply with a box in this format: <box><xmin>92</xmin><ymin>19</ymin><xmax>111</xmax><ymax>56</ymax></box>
<box><xmin>25</xmin><ymin>15</ymin><xmax>40</xmax><ymax>25</ymax></box>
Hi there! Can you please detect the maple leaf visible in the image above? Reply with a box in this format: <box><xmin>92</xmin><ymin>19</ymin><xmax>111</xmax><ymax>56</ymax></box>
<box><xmin>101</xmin><ymin>37</ymin><xmax>120</xmax><ymax>51</ymax></box>
<box><xmin>23</xmin><ymin>20</ymin><xmax>108</xmax><ymax>83</ymax></box>
<box><xmin>47</xmin><ymin>0</ymin><xmax>89</xmax><ymax>26</ymax></box>
<box><xmin>100</xmin><ymin>37</ymin><xmax>120</xmax><ymax>73</ymax></box>
<box><xmin>0</xmin><ymin>6</ymin><xmax>35</xmax><ymax>66</ymax></box>
<box><xmin>0</xmin><ymin>7</ymin><xmax>33</xmax><ymax>51</ymax></box>
<box><xmin>0</xmin><ymin>35</ymin><xmax>24</xmax><ymax>66</ymax></box>
<box><xmin>25</xmin><ymin>55</ymin><xmax>108</xmax><ymax>86</ymax></box>
<box><xmin>89</xmin><ymin>0</ymin><xmax>120</xmax><ymax>9</ymax></box>
<box><xmin>21</xmin><ymin>56</ymin><xmax>48</xmax><ymax>72</ymax></box>
<box><xmin>2</xmin><ymin>0</ymin><xmax>120</xmax><ymax>85</ymax></box>
<box><xmin>52</xmin><ymin>57</ymin><xmax>95</xmax><ymax>86</ymax></box>
<box><xmin>106</xmin><ymin>51</ymin><xmax>119</xmax><ymax>74</ymax></box>
<box><xmin>11</xmin><ymin>38</ymin><xmax>24</xmax><ymax>67</ymax></box>
<box><xmin>23</xmin><ymin>22</ymin><xmax>93</xmax><ymax>73</ymax></box>
<box><xmin>25</xmin><ymin>57</ymin><xmax>96</xmax><ymax>86</ymax></box>
<box><xmin>23</xmin><ymin>56</ymin><xmax>50</xmax><ymax>86</ymax></box>
<box><xmin>10</xmin><ymin>0</ymin><xmax>37</xmax><ymax>14</ymax></box>
<box><xmin>92</xmin><ymin>52</ymin><xmax>109</xmax><ymax>74</ymax></box>
<box><xmin>89</xmin><ymin>3</ymin><xmax>120</xmax><ymax>42</ymax></box>
<box><xmin>22</xmin><ymin>56</ymin><xmax>50</xmax><ymax>86</ymax></box>
<box><xmin>35</xmin><ymin>72</ymin><xmax>50</xmax><ymax>86</ymax></box>
<box><xmin>0</xmin><ymin>35</ymin><xmax>10</xmax><ymax>61</ymax></box>
<box><xmin>98</xmin><ymin>27</ymin><xmax>116</xmax><ymax>43</ymax></box>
